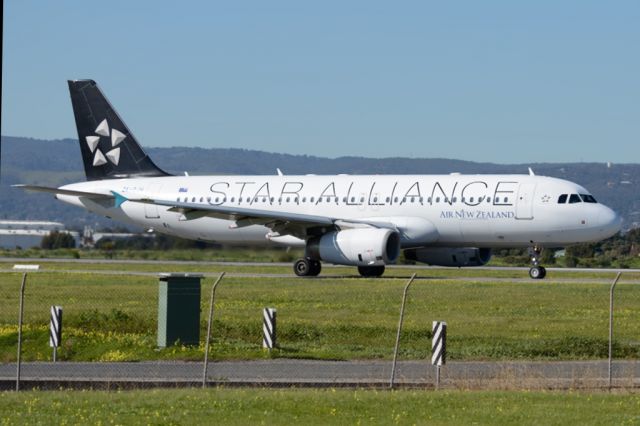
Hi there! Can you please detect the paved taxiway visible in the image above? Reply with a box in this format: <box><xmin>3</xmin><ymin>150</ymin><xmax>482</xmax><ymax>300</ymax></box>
<box><xmin>1</xmin><ymin>258</ymin><xmax>639</xmax><ymax>283</ymax></box>
<box><xmin>1</xmin><ymin>360</ymin><xmax>638</xmax><ymax>389</ymax></box>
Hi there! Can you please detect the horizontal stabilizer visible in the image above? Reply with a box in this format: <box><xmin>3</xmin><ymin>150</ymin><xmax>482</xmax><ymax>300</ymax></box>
<box><xmin>12</xmin><ymin>184</ymin><xmax>114</xmax><ymax>200</ymax></box>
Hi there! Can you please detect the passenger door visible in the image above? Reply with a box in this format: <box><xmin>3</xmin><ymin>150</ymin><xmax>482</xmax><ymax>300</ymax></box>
<box><xmin>515</xmin><ymin>183</ymin><xmax>536</xmax><ymax>220</ymax></box>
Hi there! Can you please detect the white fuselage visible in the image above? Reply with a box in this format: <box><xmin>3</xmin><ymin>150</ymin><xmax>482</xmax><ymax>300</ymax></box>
<box><xmin>57</xmin><ymin>174</ymin><xmax>621</xmax><ymax>249</ymax></box>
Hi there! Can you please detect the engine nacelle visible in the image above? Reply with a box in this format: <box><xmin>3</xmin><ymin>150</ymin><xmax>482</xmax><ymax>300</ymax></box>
<box><xmin>404</xmin><ymin>247</ymin><xmax>492</xmax><ymax>267</ymax></box>
<box><xmin>308</xmin><ymin>228</ymin><xmax>401</xmax><ymax>266</ymax></box>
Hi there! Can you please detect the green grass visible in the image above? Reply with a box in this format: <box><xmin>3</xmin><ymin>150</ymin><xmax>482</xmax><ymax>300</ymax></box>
<box><xmin>1</xmin><ymin>269</ymin><xmax>639</xmax><ymax>362</ymax></box>
<box><xmin>0</xmin><ymin>388</ymin><xmax>639</xmax><ymax>425</ymax></box>
<box><xmin>0</xmin><ymin>247</ymin><xmax>305</xmax><ymax>263</ymax></box>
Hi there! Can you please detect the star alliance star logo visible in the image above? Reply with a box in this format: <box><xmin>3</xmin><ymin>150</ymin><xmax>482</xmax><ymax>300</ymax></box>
<box><xmin>541</xmin><ymin>194</ymin><xmax>551</xmax><ymax>203</ymax></box>
<box><xmin>85</xmin><ymin>119</ymin><xmax>125</xmax><ymax>167</ymax></box>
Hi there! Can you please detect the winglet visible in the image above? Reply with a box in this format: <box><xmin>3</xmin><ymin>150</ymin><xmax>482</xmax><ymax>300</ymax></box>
<box><xmin>528</xmin><ymin>167</ymin><xmax>535</xmax><ymax>176</ymax></box>
<box><xmin>111</xmin><ymin>191</ymin><xmax>128</xmax><ymax>208</ymax></box>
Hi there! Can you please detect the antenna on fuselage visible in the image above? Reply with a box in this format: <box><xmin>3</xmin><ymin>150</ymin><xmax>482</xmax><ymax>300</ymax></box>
<box><xmin>276</xmin><ymin>168</ymin><xmax>284</xmax><ymax>176</ymax></box>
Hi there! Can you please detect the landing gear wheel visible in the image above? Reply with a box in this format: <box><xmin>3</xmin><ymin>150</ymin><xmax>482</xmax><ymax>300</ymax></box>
<box><xmin>294</xmin><ymin>258</ymin><xmax>322</xmax><ymax>277</ymax></box>
<box><xmin>294</xmin><ymin>258</ymin><xmax>312</xmax><ymax>277</ymax></box>
<box><xmin>358</xmin><ymin>265</ymin><xmax>386</xmax><ymax>278</ymax></box>
<box><xmin>528</xmin><ymin>245</ymin><xmax>547</xmax><ymax>280</ymax></box>
<box><xmin>529</xmin><ymin>266</ymin><xmax>546</xmax><ymax>280</ymax></box>
<box><xmin>309</xmin><ymin>260</ymin><xmax>322</xmax><ymax>276</ymax></box>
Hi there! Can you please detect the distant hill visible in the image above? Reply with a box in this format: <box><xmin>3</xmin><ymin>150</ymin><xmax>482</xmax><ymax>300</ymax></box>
<box><xmin>2</xmin><ymin>135</ymin><xmax>639</xmax><ymax>230</ymax></box>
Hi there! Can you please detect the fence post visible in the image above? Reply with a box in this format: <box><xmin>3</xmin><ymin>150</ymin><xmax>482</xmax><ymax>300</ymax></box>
<box><xmin>16</xmin><ymin>273</ymin><xmax>28</xmax><ymax>392</ymax></box>
<box><xmin>202</xmin><ymin>272</ymin><xmax>225</xmax><ymax>388</ymax></box>
<box><xmin>431</xmin><ymin>321</ymin><xmax>447</xmax><ymax>389</ymax></box>
<box><xmin>608</xmin><ymin>272</ymin><xmax>622</xmax><ymax>390</ymax></box>
<box><xmin>390</xmin><ymin>273</ymin><xmax>417</xmax><ymax>389</ymax></box>
<box><xmin>49</xmin><ymin>306</ymin><xmax>63</xmax><ymax>362</ymax></box>
<box><xmin>262</xmin><ymin>308</ymin><xmax>277</xmax><ymax>350</ymax></box>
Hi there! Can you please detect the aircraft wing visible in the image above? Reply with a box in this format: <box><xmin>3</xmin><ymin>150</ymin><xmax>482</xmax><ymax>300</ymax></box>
<box><xmin>126</xmin><ymin>194</ymin><xmax>398</xmax><ymax>239</ymax></box>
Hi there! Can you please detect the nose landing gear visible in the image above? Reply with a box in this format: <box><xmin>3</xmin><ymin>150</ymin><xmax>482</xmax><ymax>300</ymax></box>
<box><xmin>528</xmin><ymin>246</ymin><xmax>546</xmax><ymax>279</ymax></box>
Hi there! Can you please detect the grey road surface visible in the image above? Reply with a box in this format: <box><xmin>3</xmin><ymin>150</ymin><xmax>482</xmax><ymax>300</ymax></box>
<box><xmin>1</xmin><ymin>257</ymin><xmax>639</xmax><ymax>275</ymax></box>
<box><xmin>2</xmin><ymin>360</ymin><xmax>639</xmax><ymax>389</ymax></box>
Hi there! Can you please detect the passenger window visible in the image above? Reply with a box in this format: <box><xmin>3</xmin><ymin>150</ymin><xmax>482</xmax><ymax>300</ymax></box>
<box><xmin>558</xmin><ymin>194</ymin><xmax>568</xmax><ymax>203</ymax></box>
<box><xmin>469</xmin><ymin>197</ymin><xmax>474</xmax><ymax>203</ymax></box>
<box><xmin>569</xmin><ymin>194</ymin><xmax>581</xmax><ymax>204</ymax></box>
<box><xmin>310</xmin><ymin>197</ymin><xmax>315</xmax><ymax>203</ymax></box>
<box><xmin>435</xmin><ymin>197</ymin><xmax>440</xmax><ymax>203</ymax></box>
<box><xmin>452</xmin><ymin>197</ymin><xmax>457</xmax><ymax>203</ymax></box>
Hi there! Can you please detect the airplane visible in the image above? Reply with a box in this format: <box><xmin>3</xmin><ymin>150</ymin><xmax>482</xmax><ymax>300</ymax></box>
<box><xmin>15</xmin><ymin>80</ymin><xmax>622</xmax><ymax>279</ymax></box>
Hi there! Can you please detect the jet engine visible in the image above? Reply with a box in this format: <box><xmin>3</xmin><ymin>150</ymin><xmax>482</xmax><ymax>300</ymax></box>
<box><xmin>404</xmin><ymin>247</ymin><xmax>492</xmax><ymax>267</ymax></box>
<box><xmin>307</xmin><ymin>228</ymin><xmax>401</xmax><ymax>266</ymax></box>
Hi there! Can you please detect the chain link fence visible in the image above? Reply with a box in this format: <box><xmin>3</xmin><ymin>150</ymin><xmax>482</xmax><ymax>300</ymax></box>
<box><xmin>0</xmin><ymin>267</ymin><xmax>638</xmax><ymax>390</ymax></box>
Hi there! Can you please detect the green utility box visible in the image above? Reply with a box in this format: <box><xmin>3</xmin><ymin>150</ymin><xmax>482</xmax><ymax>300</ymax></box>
<box><xmin>157</xmin><ymin>273</ymin><xmax>202</xmax><ymax>347</ymax></box>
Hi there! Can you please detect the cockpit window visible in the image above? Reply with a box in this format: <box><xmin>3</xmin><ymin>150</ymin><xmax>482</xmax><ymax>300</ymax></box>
<box><xmin>558</xmin><ymin>194</ymin><xmax>568</xmax><ymax>204</ymax></box>
<box><xmin>568</xmin><ymin>194</ymin><xmax>581</xmax><ymax>204</ymax></box>
<box><xmin>580</xmin><ymin>194</ymin><xmax>597</xmax><ymax>203</ymax></box>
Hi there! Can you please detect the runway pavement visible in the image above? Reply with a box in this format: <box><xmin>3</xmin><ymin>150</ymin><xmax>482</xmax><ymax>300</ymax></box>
<box><xmin>1</xmin><ymin>360</ymin><xmax>639</xmax><ymax>390</ymax></box>
<box><xmin>2</xmin><ymin>256</ymin><xmax>639</xmax><ymax>275</ymax></box>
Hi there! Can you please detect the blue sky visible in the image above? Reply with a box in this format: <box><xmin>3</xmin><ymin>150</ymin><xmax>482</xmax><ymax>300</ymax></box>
<box><xmin>3</xmin><ymin>1</ymin><xmax>639</xmax><ymax>163</ymax></box>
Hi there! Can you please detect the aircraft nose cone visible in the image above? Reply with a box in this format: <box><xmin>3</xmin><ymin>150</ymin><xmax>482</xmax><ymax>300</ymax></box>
<box><xmin>598</xmin><ymin>207</ymin><xmax>622</xmax><ymax>238</ymax></box>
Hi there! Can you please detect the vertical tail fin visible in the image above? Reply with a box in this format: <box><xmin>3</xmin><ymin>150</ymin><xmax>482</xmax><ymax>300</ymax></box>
<box><xmin>68</xmin><ymin>79</ymin><xmax>171</xmax><ymax>181</ymax></box>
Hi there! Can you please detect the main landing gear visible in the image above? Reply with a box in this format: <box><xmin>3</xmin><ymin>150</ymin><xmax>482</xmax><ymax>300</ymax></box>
<box><xmin>293</xmin><ymin>257</ymin><xmax>322</xmax><ymax>277</ymax></box>
<box><xmin>292</xmin><ymin>258</ymin><xmax>386</xmax><ymax>278</ymax></box>
<box><xmin>528</xmin><ymin>245</ymin><xmax>546</xmax><ymax>279</ymax></box>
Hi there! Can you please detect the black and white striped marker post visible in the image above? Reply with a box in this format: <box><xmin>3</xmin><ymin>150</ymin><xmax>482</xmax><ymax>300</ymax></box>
<box><xmin>262</xmin><ymin>308</ymin><xmax>277</xmax><ymax>350</ymax></box>
<box><xmin>431</xmin><ymin>321</ymin><xmax>446</xmax><ymax>388</ymax></box>
<box><xmin>49</xmin><ymin>306</ymin><xmax>63</xmax><ymax>362</ymax></box>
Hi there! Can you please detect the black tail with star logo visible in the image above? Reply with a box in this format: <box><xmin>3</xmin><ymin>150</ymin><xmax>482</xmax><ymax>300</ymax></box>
<box><xmin>68</xmin><ymin>80</ymin><xmax>171</xmax><ymax>181</ymax></box>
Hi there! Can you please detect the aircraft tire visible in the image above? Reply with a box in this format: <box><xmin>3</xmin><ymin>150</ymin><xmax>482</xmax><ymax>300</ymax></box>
<box><xmin>529</xmin><ymin>266</ymin><xmax>545</xmax><ymax>279</ymax></box>
<box><xmin>294</xmin><ymin>258</ymin><xmax>312</xmax><ymax>277</ymax></box>
<box><xmin>539</xmin><ymin>266</ymin><xmax>547</xmax><ymax>279</ymax></box>
<box><xmin>358</xmin><ymin>265</ymin><xmax>385</xmax><ymax>278</ymax></box>
<box><xmin>309</xmin><ymin>260</ymin><xmax>322</xmax><ymax>276</ymax></box>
